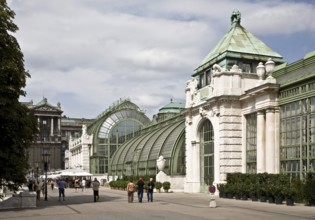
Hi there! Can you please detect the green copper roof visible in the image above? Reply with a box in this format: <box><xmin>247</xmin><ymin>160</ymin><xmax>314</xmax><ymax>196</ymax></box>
<box><xmin>109</xmin><ymin>115</ymin><xmax>185</xmax><ymax>176</ymax></box>
<box><xmin>196</xmin><ymin>10</ymin><xmax>284</xmax><ymax>71</ymax></box>
<box><xmin>158</xmin><ymin>99</ymin><xmax>185</xmax><ymax>114</ymax></box>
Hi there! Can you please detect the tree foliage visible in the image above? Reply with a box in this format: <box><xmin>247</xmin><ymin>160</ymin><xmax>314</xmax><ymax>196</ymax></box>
<box><xmin>0</xmin><ymin>0</ymin><xmax>38</xmax><ymax>191</ymax></box>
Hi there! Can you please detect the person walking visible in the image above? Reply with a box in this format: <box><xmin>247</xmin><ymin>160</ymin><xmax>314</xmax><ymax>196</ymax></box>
<box><xmin>58</xmin><ymin>178</ymin><xmax>67</xmax><ymax>201</ymax></box>
<box><xmin>81</xmin><ymin>178</ymin><xmax>86</xmax><ymax>192</ymax></box>
<box><xmin>50</xmin><ymin>179</ymin><xmax>55</xmax><ymax>191</ymax></box>
<box><xmin>136</xmin><ymin>177</ymin><xmax>144</xmax><ymax>203</ymax></box>
<box><xmin>35</xmin><ymin>180</ymin><xmax>41</xmax><ymax>200</ymax></box>
<box><xmin>92</xmin><ymin>178</ymin><xmax>100</xmax><ymax>202</ymax></box>
<box><xmin>74</xmin><ymin>178</ymin><xmax>80</xmax><ymax>192</ymax></box>
<box><xmin>147</xmin><ymin>178</ymin><xmax>155</xmax><ymax>202</ymax></box>
<box><xmin>127</xmin><ymin>180</ymin><xmax>135</xmax><ymax>203</ymax></box>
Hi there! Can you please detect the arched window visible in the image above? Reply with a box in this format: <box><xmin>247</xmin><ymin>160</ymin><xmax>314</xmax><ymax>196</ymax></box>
<box><xmin>200</xmin><ymin>120</ymin><xmax>214</xmax><ymax>185</ymax></box>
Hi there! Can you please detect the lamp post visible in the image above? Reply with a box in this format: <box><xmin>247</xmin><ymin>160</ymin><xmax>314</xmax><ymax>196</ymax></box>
<box><xmin>35</xmin><ymin>163</ymin><xmax>39</xmax><ymax>182</ymax></box>
<box><xmin>42</xmin><ymin>150</ymin><xmax>50</xmax><ymax>201</ymax></box>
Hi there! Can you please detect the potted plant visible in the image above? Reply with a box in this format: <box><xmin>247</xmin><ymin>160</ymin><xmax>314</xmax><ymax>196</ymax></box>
<box><xmin>162</xmin><ymin>181</ymin><xmax>171</xmax><ymax>193</ymax></box>
<box><xmin>155</xmin><ymin>181</ymin><xmax>162</xmax><ymax>193</ymax></box>
<box><xmin>234</xmin><ymin>183</ymin><xmax>241</xmax><ymax>200</ymax></box>
<box><xmin>225</xmin><ymin>183</ymin><xmax>235</xmax><ymax>199</ymax></box>
<box><xmin>273</xmin><ymin>184</ymin><xmax>284</xmax><ymax>205</ymax></box>
<box><xmin>249</xmin><ymin>184</ymin><xmax>259</xmax><ymax>201</ymax></box>
<box><xmin>240</xmin><ymin>183</ymin><xmax>249</xmax><ymax>200</ymax></box>
<box><xmin>283</xmin><ymin>185</ymin><xmax>296</xmax><ymax>206</ymax></box>
<box><xmin>258</xmin><ymin>184</ymin><xmax>267</xmax><ymax>202</ymax></box>
<box><xmin>303</xmin><ymin>173</ymin><xmax>315</xmax><ymax>206</ymax></box>
<box><xmin>217</xmin><ymin>184</ymin><xmax>226</xmax><ymax>198</ymax></box>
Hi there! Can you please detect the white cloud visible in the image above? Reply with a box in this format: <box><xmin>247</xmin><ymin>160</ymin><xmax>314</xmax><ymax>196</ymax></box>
<box><xmin>9</xmin><ymin>0</ymin><xmax>315</xmax><ymax>119</ymax></box>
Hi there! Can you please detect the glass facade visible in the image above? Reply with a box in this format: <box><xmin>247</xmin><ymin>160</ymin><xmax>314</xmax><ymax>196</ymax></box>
<box><xmin>88</xmin><ymin>100</ymin><xmax>150</xmax><ymax>174</ymax></box>
<box><xmin>246</xmin><ymin>113</ymin><xmax>257</xmax><ymax>173</ymax></box>
<box><xmin>110</xmin><ymin>116</ymin><xmax>185</xmax><ymax>177</ymax></box>
<box><xmin>280</xmin><ymin>96</ymin><xmax>315</xmax><ymax>178</ymax></box>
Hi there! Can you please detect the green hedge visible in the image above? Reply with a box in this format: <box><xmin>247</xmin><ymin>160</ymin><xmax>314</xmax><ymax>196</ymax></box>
<box><xmin>219</xmin><ymin>172</ymin><xmax>315</xmax><ymax>205</ymax></box>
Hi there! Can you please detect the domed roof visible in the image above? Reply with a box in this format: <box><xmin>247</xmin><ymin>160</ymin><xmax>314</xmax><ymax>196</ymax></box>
<box><xmin>195</xmin><ymin>9</ymin><xmax>285</xmax><ymax>73</ymax></box>
<box><xmin>158</xmin><ymin>99</ymin><xmax>185</xmax><ymax>114</ymax></box>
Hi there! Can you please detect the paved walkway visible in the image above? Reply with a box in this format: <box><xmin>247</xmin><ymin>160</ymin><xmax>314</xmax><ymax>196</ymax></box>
<box><xmin>0</xmin><ymin>186</ymin><xmax>314</xmax><ymax>220</ymax></box>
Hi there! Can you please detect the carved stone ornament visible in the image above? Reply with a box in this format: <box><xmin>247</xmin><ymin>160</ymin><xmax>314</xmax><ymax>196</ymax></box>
<box><xmin>231</xmin><ymin>9</ymin><xmax>241</xmax><ymax>25</ymax></box>
<box><xmin>230</xmin><ymin>64</ymin><xmax>241</xmax><ymax>73</ymax></box>
<box><xmin>37</xmin><ymin>106</ymin><xmax>57</xmax><ymax>112</ymax></box>
<box><xmin>157</xmin><ymin>155</ymin><xmax>166</xmax><ymax>172</ymax></box>
<box><xmin>199</xmin><ymin>107</ymin><xmax>207</xmax><ymax>117</ymax></box>
<box><xmin>212</xmin><ymin>64</ymin><xmax>222</xmax><ymax>73</ymax></box>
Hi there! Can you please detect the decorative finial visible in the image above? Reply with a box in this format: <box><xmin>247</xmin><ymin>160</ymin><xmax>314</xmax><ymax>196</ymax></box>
<box><xmin>231</xmin><ymin>9</ymin><xmax>241</xmax><ymax>26</ymax></box>
<box><xmin>265</xmin><ymin>58</ymin><xmax>275</xmax><ymax>79</ymax></box>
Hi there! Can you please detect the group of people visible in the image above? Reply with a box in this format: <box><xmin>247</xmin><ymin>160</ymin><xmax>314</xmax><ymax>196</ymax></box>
<box><xmin>127</xmin><ymin>177</ymin><xmax>155</xmax><ymax>203</ymax></box>
<box><xmin>27</xmin><ymin>179</ymin><xmax>45</xmax><ymax>200</ymax></box>
<box><xmin>27</xmin><ymin>177</ymin><xmax>168</xmax><ymax>204</ymax></box>
<box><xmin>74</xmin><ymin>178</ymin><xmax>87</xmax><ymax>192</ymax></box>
<box><xmin>57</xmin><ymin>177</ymin><xmax>100</xmax><ymax>202</ymax></box>
<box><xmin>27</xmin><ymin>177</ymin><xmax>100</xmax><ymax>202</ymax></box>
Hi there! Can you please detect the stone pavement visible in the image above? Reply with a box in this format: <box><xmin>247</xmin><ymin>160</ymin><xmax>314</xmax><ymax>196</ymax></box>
<box><xmin>0</xmin><ymin>186</ymin><xmax>314</xmax><ymax>220</ymax></box>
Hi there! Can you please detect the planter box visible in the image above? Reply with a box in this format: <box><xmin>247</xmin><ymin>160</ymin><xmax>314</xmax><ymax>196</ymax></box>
<box><xmin>260</xmin><ymin>196</ymin><xmax>267</xmax><ymax>202</ymax></box>
<box><xmin>286</xmin><ymin>199</ymin><xmax>294</xmax><ymax>206</ymax></box>
<box><xmin>251</xmin><ymin>196</ymin><xmax>258</xmax><ymax>202</ymax></box>
<box><xmin>275</xmin><ymin>197</ymin><xmax>283</xmax><ymax>205</ymax></box>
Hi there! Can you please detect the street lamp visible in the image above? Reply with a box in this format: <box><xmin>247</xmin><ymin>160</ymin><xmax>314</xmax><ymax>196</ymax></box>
<box><xmin>35</xmin><ymin>163</ymin><xmax>39</xmax><ymax>182</ymax></box>
<box><xmin>42</xmin><ymin>149</ymin><xmax>50</xmax><ymax>201</ymax></box>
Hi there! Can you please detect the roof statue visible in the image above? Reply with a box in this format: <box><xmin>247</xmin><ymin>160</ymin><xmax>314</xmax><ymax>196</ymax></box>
<box><xmin>231</xmin><ymin>9</ymin><xmax>241</xmax><ymax>25</ymax></box>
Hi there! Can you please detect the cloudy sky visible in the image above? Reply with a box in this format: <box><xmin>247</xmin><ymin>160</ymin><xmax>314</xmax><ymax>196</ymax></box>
<box><xmin>8</xmin><ymin>0</ymin><xmax>315</xmax><ymax>119</ymax></box>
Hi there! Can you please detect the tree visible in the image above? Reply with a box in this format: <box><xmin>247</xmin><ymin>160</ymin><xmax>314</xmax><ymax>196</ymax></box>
<box><xmin>0</xmin><ymin>0</ymin><xmax>38</xmax><ymax>191</ymax></box>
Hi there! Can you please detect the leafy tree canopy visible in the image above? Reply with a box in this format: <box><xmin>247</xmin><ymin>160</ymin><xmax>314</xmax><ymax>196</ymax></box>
<box><xmin>0</xmin><ymin>0</ymin><xmax>38</xmax><ymax>191</ymax></box>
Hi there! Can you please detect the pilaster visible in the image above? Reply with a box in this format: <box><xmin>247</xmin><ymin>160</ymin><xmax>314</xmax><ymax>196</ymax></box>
<box><xmin>257</xmin><ymin>111</ymin><xmax>265</xmax><ymax>173</ymax></box>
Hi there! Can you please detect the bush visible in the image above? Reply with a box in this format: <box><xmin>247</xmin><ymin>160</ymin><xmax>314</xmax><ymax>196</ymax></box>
<box><xmin>162</xmin><ymin>181</ymin><xmax>171</xmax><ymax>191</ymax></box>
<box><xmin>303</xmin><ymin>172</ymin><xmax>315</xmax><ymax>206</ymax></box>
<box><xmin>155</xmin><ymin>181</ymin><xmax>162</xmax><ymax>190</ymax></box>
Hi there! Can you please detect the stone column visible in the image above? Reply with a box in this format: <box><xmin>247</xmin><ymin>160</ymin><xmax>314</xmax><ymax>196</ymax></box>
<box><xmin>192</xmin><ymin>141</ymin><xmax>201</xmax><ymax>193</ymax></box>
<box><xmin>256</xmin><ymin>111</ymin><xmax>265</xmax><ymax>173</ymax></box>
<box><xmin>50</xmin><ymin>117</ymin><xmax>54</xmax><ymax>136</ymax></box>
<box><xmin>58</xmin><ymin>117</ymin><xmax>61</xmax><ymax>135</ymax></box>
<box><xmin>265</xmin><ymin>109</ymin><xmax>275</xmax><ymax>173</ymax></box>
<box><xmin>274</xmin><ymin>108</ymin><xmax>280</xmax><ymax>173</ymax></box>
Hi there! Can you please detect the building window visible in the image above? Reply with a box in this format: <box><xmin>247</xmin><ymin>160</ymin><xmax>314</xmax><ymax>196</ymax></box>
<box><xmin>200</xmin><ymin>120</ymin><xmax>214</xmax><ymax>185</ymax></box>
<box><xmin>280</xmin><ymin>97</ymin><xmax>315</xmax><ymax>178</ymax></box>
<box><xmin>171</xmin><ymin>134</ymin><xmax>185</xmax><ymax>175</ymax></box>
<box><xmin>242</xmin><ymin>63</ymin><xmax>252</xmax><ymax>73</ymax></box>
<box><xmin>246</xmin><ymin>113</ymin><xmax>257</xmax><ymax>173</ymax></box>
<box><xmin>198</xmin><ymin>70</ymin><xmax>212</xmax><ymax>89</ymax></box>
<box><xmin>96</xmin><ymin>117</ymin><xmax>144</xmax><ymax>174</ymax></box>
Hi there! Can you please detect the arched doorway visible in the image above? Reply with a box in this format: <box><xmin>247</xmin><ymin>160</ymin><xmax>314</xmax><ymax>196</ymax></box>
<box><xmin>200</xmin><ymin>120</ymin><xmax>214</xmax><ymax>192</ymax></box>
